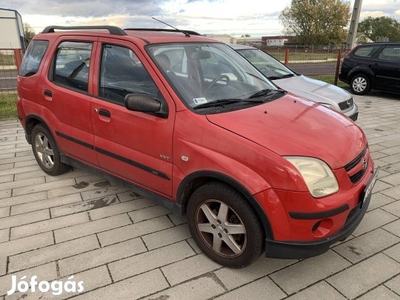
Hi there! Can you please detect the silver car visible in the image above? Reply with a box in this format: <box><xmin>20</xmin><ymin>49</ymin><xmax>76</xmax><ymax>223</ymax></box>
<box><xmin>231</xmin><ymin>44</ymin><xmax>358</xmax><ymax>121</ymax></box>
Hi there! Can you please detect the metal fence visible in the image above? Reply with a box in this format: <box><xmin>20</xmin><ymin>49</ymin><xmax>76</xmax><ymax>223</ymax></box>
<box><xmin>261</xmin><ymin>46</ymin><xmax>348</xmax><ymax>86</ymax></box>
<box><xmin>0</xmin><ymin>46</ymin><xmax>348</xmax><ymax>93</ymax></box>
<box><xmin>0</xmin><ymin>49</ymin><xmax>21</xmax><ymax>93</ymax></box>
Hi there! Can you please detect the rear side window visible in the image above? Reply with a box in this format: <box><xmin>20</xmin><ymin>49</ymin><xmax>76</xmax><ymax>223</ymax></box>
<box><xmin>51</xmin><ymin>41</ymin><xmax>92</xmax><ymax>93</ymax></box>
<box><xmin>19</xmin><ymin>40</ymin><xmax>49</xmax><ymax>76</ymax></box>
<box><xmin>353</xmin><ymin>45</ymin><xmax>380</xmax><ymax>58</ymax></box>
<box><xmin>378</xmin><ymin>46</ymin><xmax>400</xmax><ymax>62</ymax></box>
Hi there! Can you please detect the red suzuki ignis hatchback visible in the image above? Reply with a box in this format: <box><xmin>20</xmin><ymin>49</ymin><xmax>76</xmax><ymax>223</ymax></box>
<box><xmin>17</xmin><ymin>26</ymin><xmax>378</xmax><ymax>268</ymax></box>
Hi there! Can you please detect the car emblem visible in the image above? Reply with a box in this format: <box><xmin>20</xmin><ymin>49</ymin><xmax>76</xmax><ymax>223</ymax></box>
<box><xmin>346</xmin><ymin>100</ymin><xmax>352</xmax><ymax>107</ymax></box>
<box><xmin>362</xmin><ymin>158</ymin><xmax>368</xmax><ymax>169</ymax></box>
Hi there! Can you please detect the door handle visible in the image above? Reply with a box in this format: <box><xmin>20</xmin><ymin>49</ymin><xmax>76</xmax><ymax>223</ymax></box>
<box><xmin>98</xmin><ymin>109</ymin><xmax>111</xmax><ymax>118</ymax></box>
<box><xmin>44</xmin><ymin>89</ymin><xmax>52</xmax><ymax>97</ymax></box>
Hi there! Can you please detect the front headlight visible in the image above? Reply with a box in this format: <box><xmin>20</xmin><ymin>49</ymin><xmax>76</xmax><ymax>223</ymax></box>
<box><xmin>285</xmin><ymin>156</ymin><xmax>339</xmax><ymax>198</ymax></box>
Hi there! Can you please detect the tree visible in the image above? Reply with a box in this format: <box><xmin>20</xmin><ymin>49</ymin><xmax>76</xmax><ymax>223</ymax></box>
<box><xmin>280</xmin><ymin>0</ymin><xmax>350</xmax><ymax>45</ymax></box>
<box><xmin>24</xmin><ymin>23</ymin><xmax>35</xmax><ymax>46</ymax></box>
<box><xmin>358</xmin><ymin>16</ymin><xmax>400</xmax><ymax>42</ymax></box>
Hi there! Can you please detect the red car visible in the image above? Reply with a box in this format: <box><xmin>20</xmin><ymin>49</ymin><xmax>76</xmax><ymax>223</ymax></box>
<box><xmin>17</xmin><ymin>26</ymin><xmax>378</xmax><ymax>268</ymax></box>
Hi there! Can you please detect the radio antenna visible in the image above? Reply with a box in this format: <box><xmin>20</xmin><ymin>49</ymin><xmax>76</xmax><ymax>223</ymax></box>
<box><xmin>152</xmin><ymin>17</ymin><xmax>190</xmax><ymax>37</ymax></box>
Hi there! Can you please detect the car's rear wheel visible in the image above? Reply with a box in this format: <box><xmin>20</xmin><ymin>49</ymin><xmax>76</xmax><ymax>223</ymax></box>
<box><xmin>187</xmin><ymin>182</ymin><xmax>264</xmax><ymax>268</ymax></box>
<box><xmin>31</xmin><ymin>124</ymin><xmax>70</xmax><ymax>176</ymax></box>
<box><xmin>350</xmin><ymin>74</ymin><xmax>371</xmax><ymax>95</ymax></box>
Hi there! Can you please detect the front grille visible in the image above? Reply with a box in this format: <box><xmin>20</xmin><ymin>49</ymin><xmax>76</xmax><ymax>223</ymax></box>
<box><xmin>344</xmin><ymin>147</ymin><xmax>367</xmax><ymax>171</ymax></box>
<box><xmin>344</xmin><ymin>146</ymin><xmax>368</xmax><ymax>184</ymax></box>
<box><xmin>350</xmin><ymin>169</ymin><xmax>366</xmax><ymax>183</ymax></box>
<box><xmin>338</xmin><ymin>98</ymin><xmax>354</xmax><ymax>110</ymax></box>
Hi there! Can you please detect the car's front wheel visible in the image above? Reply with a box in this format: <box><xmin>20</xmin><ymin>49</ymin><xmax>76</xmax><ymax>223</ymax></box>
<box><xmin>187</xmin><ymin>182</ymin><xmax>264</xmax><ymax>268</ymax></box>
<box><xmin>350</xmin><ymin>74</ymin><xmax>371</xmax><ymax>95</ymax></box>
<box><xmin>31</xmin><ymin>124</ymin><xmax>70</xmax><ymax>176</ymax></box>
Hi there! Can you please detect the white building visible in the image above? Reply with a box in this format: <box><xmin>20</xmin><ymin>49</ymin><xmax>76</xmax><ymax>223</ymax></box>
<box><xmin>262</xmin><ymin>36</ymin><xmax>290</xmax><ymax>47</ymax></box>
<box><xmin>204</xmin><ymin>34</ymin><xmax>237</xmax><ymax>44</ymax></box>
<box><xmin>0</xmin><ymin>8</ymin><xmax>24</xmax><ymax>49</ymax></box>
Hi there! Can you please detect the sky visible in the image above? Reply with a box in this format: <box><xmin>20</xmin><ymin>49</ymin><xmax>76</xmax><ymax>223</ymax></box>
<box><xmin>3</xmin><ymin>0</ymin><xmax>400</xmax><ymax>36</ymax></box>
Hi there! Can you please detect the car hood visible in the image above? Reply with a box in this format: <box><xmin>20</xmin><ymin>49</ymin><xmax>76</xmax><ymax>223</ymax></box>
<box><xmin>273</xmin><ymin>75</ymin><xmax>351</xmax><ymax>105</ymax></box>
<box><xmin>206</xmin><ymin>95</ymin><xmax>365</xmax><ymax>169</ymax></box>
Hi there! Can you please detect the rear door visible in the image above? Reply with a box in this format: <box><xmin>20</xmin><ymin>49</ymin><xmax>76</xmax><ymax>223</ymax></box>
<box><xmin>90</xmin><ymin>39</ymin><xmax>175</xmax><ymax>197</ymax></box>
<box><xmin>43</xmin><ymin>37</ymin><xmax>98</xmax><ymax>166</ymax></box>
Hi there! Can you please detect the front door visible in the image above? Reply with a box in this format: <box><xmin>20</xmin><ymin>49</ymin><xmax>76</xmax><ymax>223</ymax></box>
<box><xmin>90</xmin><ymin>40</ymin><xmax>175</xmax><ymax>197</ymax></box>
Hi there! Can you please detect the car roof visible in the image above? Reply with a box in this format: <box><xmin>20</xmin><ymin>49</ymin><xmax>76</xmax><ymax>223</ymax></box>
<box><xmin>124</xmin><ymin>29</ymin><xmax>216</xmax><ymax>44</ymax></box>
<box><xmin>356</xmin><ymin>42</ymin><xmax>400</xmax><ymax>48</ymax></box>
<box><xmin>37</xmin><ymin>25</ymin><xmax>219</xmax><ymax>45</ymax></box>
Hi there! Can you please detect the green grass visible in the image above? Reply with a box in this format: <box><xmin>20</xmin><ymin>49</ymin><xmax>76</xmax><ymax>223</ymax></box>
<box><xmin>0</xmin><ymin>92</ymin><xmax>18</xmax><ymax>119</ymax></box>
<box><xmin>0</xmin><ymin>54</ymin><xmax>15</xmax><ymax>66</ymax></box>
<box><xmin>263</xmin><ymin>49</ymin><xmax>341</xmax><ymax>63</ymax></box>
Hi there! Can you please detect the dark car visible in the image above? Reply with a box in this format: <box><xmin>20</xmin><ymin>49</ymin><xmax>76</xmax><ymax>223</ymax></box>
<box><xmin>339</xmin><ymin>43</ymin><xmax>400</xmax><ymax>95</ymax></box>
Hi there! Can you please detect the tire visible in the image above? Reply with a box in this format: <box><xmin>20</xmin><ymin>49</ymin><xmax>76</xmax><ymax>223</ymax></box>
<box><xmin>350</xmin><ymin>74</ymin><xmax>371</xmax><ymax>95</ymax></box>
<box><xmin>187</xmin><ymin>182</ymin><xmax>264</xmax><ymax>268</ymax></box>
<box><xmin>31</xmin><ymin>124</ymin><xmax>70</xmax><ymax>176</ymax></box>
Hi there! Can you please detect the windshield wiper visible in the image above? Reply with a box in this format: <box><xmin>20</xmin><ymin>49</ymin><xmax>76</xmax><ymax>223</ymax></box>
<box><xmin>193</xmin><ymin>98</ymin><xmax>264</xmax><ymax>110</ymax></box>
<box><xmin>281</xmin><ymin>74</ymin><xmax>295</xmax><ymax>79</ymax></box>
<box><xmin>268</xmin><ymin>74</ymin><xmax>295</xmax><ymax>80</ymax></box>
<box><xmin>248</xmin><ymin>89</ymin><xmax>286</xmax><ymax>99</ymax></box>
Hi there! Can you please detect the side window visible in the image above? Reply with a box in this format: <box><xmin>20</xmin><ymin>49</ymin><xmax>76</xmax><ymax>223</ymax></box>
<box><xmin>378</xmin><ymin>46</ymin><xmax>400</xmax><ymax>62</ymax></box>
<box><xmin>353</xmin><ymin>45</ymin><xmax>380</xmax><ymax>58</ymax></box>
<box><xmin>51</xmin><ymin>41</ymin><xmax>92</xmax><ymax>93</ymax></box>
<box><xmin>19</xmin><ymin>40</ymin><xmax>49</xmax><ymax>76</ymax></box>
<box><xmin>99</xmin><ymin>44</ymin><xmax>159</xmax><ymax>104</ymax></box>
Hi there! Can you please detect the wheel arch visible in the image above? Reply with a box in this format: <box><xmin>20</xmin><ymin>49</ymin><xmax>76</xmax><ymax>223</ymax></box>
<box><xmin>348</xmin><ymin>67</ymin><xmax>374</xmax><ymax>85</ymax></box>
<box><xmin>176</xmin><ymin>170</ymin><xmax>274</xmax><ymax>239</ymax></box>
<box><xmin>24</xmin><ymin>114</ymin><xmax>51</xmax><ymax>144</ymax></box>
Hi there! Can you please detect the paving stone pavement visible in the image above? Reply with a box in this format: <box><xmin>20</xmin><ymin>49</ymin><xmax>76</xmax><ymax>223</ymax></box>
<box><xmin>1</xmin><ymin>91</ymin><xmax>400</xmax><ymax>299</ymax></box>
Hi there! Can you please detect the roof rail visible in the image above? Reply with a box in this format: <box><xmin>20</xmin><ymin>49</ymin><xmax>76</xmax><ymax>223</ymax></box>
<box><xmin>124</xmin><ymin>28</ymin><xmax>201</xmax><ymax>36</ymax></box>
<box><xmin>41</xmin><ymin>25</ymin><xmax>126</xmax><ymax>36</ymax></box>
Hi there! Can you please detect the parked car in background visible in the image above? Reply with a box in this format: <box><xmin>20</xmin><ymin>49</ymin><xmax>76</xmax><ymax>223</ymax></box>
<box><xmin>18</xmin><ymin>26</ymin><xmax>377</xmax><ymax>268</ymax></box>
<box><xmin>339</xmin><ymin>42</ymin><xmax>400</xmax><ymax>95</ymax></box>
<box><xmin>231</xmin><ymin>44</ymin><xmax>358</xmax><ymax>121</ymax></box>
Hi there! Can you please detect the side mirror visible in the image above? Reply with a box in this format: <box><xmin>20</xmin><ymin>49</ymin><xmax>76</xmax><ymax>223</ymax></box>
<box><xmin>125</xmin><ymin>93</ymin><xmax>168</xmax><ymax>118</ymax></box>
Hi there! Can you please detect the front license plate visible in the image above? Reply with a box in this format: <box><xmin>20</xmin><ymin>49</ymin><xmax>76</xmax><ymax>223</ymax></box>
<box><xmin>361</xmin><ymin>167</ymin><xmax>379</xmax><ymax>207</ymax></box>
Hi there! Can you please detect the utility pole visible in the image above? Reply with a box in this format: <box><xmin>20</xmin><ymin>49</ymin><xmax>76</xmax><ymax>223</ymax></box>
<box><xmin>346</xmin><ymin>0</ymin><xmax>363</xmax><ymax>50</ymax></box>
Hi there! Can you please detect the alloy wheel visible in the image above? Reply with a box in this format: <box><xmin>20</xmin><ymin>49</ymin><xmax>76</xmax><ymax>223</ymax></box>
<box><xmin>195</xmin><ymin>200</ymin><xmax>247</xmax><ymax>257</ymax></box>
<box><xmin>34</xmin><ymin>132</ymin><xmax>55</xmax><ymax>169</ymax></box>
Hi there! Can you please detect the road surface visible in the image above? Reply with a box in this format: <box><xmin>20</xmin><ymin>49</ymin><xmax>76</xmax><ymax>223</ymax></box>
<box><xmin>0</xmin><ymin>69</ymin><xmax>17</xmax><ymax>91</ymax></box>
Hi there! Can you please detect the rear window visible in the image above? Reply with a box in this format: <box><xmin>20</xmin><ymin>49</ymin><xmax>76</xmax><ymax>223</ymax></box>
<box><xmin>19</xmin><ymin>40</ymin><xmax>49</xmax><ymax>76</ymax></box>
<box><xmin>51</xmin><ymin>41</ymin><xmax>93</xmax><ymax>93</ymax></box>
<box><xmin>353</xmin><ymin>45</ymin><xmax>380</xmax><ymax>58</ymax></box>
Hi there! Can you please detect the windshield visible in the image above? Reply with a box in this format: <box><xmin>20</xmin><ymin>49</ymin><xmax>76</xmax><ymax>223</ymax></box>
<box><xmin>147</xmin><ymin>43</ymin><xmax>280</xmax><ymax>111</ymax></box>
<box><xmin>236</xmin><ymin>49</ymin><xmax>296</xmax><ymax>80</ymax></box>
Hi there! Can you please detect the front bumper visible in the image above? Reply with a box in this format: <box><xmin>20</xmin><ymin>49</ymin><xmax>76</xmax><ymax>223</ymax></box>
<box><xmin>345</xmin><ymin>103</ymin><xmax>358</xmax><ymax>121</ymax></box>
<box><xmin>265</xmin><ymin>167</ymin><xmax>379</xmax><ymax>259</ymax></box>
